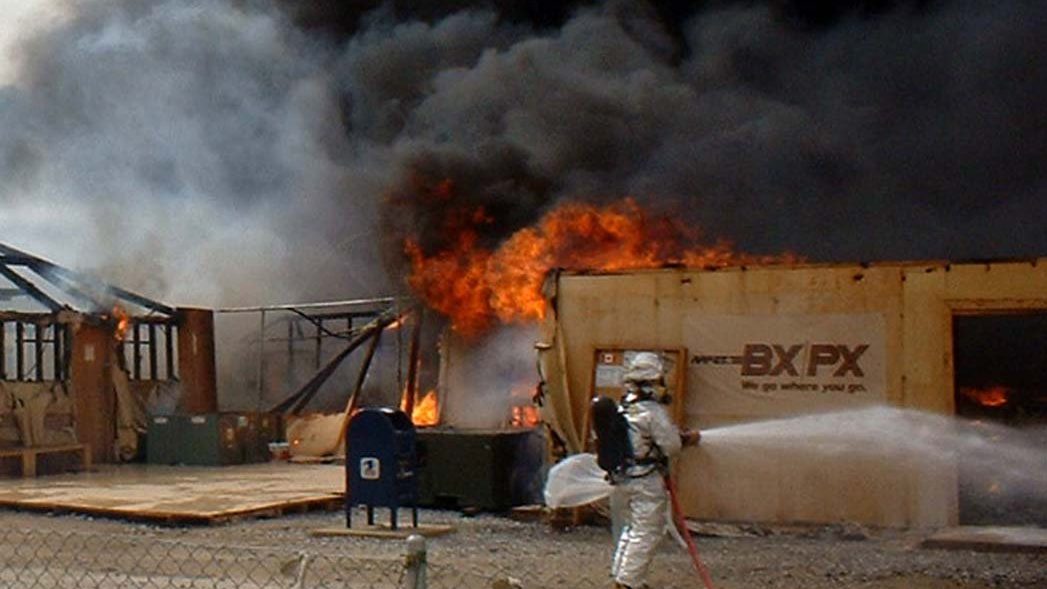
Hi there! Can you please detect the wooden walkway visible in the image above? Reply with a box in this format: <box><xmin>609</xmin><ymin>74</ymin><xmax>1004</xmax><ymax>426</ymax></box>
<box><xmin>922</xmin><ymin>526</ymin><xmax>1047</xmax><ymax>554</ymax></box>
<box><xmin>0</xmin><ymin>462</ymin><xmax>344</xmax><ymax>524</ymax></box>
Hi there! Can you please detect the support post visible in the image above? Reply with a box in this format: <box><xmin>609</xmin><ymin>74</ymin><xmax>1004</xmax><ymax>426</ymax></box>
<box><xmin>333</xmin><ymin>329</ymin><xmax>383</xmax><ymax>447</ymax></box>
<box><xmin>0</xmin><ymin>321</ymin><xmax>6</xmax><ymax>380</ymax></box>
<box><xmin>65</xmin><ymin>324</ymin><xmax>72</xmax><ymax>382</ymax></box>
<box><xmin>132</xmin><ymin>322</ymin><xmax>142</xmax><ymax>380</ymax></box>
<box><xmin>33</xmin><ymin>323</ymin><xmax>43</xmax><ymax>381</ymax></box>
<box><xmin>314</xmin><ymin>318</ymin><xmax>323</xmax><ymax>369</ymax></box>
<box><xmin>71</xmin><ymin>322</ymin><xmax>117</xmax><ymax>463</ymax></box>
<box><xmin>287</xmin><ymin>318</ymin><xmax>295</xmax><ymax>393</ymax></box>
<box><xmin>148</xmin><ymin>323</ymin><xmax>157</xmax><ymax>380</ymax></box>
<box><xmin>402</xmin><ymin>535</ymin><xmax>427</xmax><ymax>589</ymax></box>
<box><xmin>165</xmin><ymin>323</ymin><xmax>175</xmax><ymax>379</ymax></box>
<box><xmin>15</xmin><ymin>322</ymin><xmax>24</xmax><ymax>380</ymax></box>
<box><xmin>177</xmin><ymin>308</ymin><xmax>217</xmax><ymax>413</ymax></box>
<box><xmin>55</xmin><ymin>324</ymin><xmax>65</xmax><ymax>381</ymax></box>
<box><xmin>403</xmin><ymin>307</ymin><xmax>424</xmax><ymax>415</ymax></box>
<box><xmin>291</xmin><ymin>552</ymin><xmax>311</xmax><ymax>589</ymax></box>
<box><xmin>257</xmin><ymin>309</ymin><xmax>266</xmax><ymax>409</ymax></box>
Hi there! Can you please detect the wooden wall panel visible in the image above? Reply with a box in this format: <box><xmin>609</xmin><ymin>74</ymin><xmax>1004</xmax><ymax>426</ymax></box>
<box><xmin>70</xmin><ymin>323</ymin><xmax>115</xmax><ymax>463</ymax></box>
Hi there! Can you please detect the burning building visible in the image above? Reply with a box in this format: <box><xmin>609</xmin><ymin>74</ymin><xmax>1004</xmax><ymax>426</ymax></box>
<box><xmin>536</xmin><ymin>259</ymin><xmax>1047</xmax><ymax>528</ymax></box>
<box><xmin>0</xmin><ymin>243</ymin><xmax>217</xmax><ymax>471</ymax></box>
<box><xmin>232</xmin><ymin>298</ymin><xmax>547</xmax><ymax>510</ymax></box>
<box><xmin>0</xmin><ymin>0</ymin><xmax>1043</xmax><ymax>525</ymax></box>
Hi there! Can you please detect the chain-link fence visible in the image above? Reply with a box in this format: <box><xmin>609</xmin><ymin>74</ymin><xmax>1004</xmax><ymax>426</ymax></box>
<box><xmin>424</xmin><ymin>555</ymin><xmax>698</xmax><ymax>589</ymax></box>
<box><xmin>0</xmin><ymin>528</ymin><xmax>404</xmax><ymax>589</ymax></box>
<box><xmin>0</xmin><ymin>527</ymin><xmax>698</xmax><ymax>589</ymax></box>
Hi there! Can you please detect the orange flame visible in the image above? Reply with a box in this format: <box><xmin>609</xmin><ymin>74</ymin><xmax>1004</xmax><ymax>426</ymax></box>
<box><xmin>508</xmin><ymin>382</ymin><xmax>541</xmax><ymax>428</ymax></box>
<box><xmin>111</xmin><ymin>305</ymin><xmax>130</xmax><ymax>341</ymax></box>
<box><xmin>406</xmin><ymin>197</ymin><xmax>792</xmax><ymax>337</ymax></box>
<box><xmin>404</xmin><ymin>229</ymin><xmax>493</xmax><ymax>337</ymax></box>
<box><xmin>960</xmin><ymin>385</ymin><xmax>1009</xmax><ymax>408</ymax></box>
<box><xmin>401</xmin><ymin>389</ymin><xmax>440</xmax><ymax>427</ymax></box>
<box><xmin>385</xmin><ymin>315</ymin><xmax>408</xmax><ymax>331</ymax></box>
<box><xmin>511</xmin><ymin>405</ymin><xmax>541</xmax><ymax>428</ymax></box>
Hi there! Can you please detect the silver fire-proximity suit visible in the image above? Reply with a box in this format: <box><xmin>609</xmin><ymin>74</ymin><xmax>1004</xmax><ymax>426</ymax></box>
<box><xmin>611</xmin><ymin>354</ymin><xmax>683</xmax><ymax>589</ymax></box>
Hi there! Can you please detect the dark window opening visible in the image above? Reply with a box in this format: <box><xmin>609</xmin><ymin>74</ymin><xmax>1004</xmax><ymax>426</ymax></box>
<box><xmin>0</xmin><ymin>321</ymin><xmax>69</xmax><ymax>382</ymax></box>
<box><xmin>953</xmin><ymin>312</ymin><xmax>1047</xmax><ymax>526</ymax></box>
<box><xmin>121</xmin><ymin>321</ymin><xmax>179</xmax><ymax>381</ymax></box>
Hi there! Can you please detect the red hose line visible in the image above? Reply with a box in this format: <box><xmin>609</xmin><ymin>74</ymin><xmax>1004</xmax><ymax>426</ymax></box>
<box><xmin>665</xmin><ymin>476</ymin><xmax>717</xmax><ymax>589</ymax></box>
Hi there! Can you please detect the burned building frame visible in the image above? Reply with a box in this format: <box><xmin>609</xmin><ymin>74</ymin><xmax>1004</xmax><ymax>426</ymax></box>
<box><xmin>0</xmin><ymin>243</ymin><xmax>216</xmax><ymax>467</ymax></box>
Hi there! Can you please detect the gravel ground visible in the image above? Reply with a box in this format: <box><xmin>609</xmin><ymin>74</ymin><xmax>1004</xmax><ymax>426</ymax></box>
<box><xmin>0</xmin><ymin>508</ymin><xmax>1042</xmax><ymax>588</ymax></box>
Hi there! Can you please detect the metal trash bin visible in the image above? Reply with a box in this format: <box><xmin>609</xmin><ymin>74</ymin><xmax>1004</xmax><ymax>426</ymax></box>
<box><xmin>146</xmin><ymin>415</ymin><xmax>181</xmax><ymax>465</ymax></box>
<box><xmin>346</xmin><ymin>408</ymin><xmax>418</xmax><ymax>529</ymax></box>
<box><xmin>416</xmin><ymin>428</ymin><xmax>545</xmax><ymax>510</ymax></box>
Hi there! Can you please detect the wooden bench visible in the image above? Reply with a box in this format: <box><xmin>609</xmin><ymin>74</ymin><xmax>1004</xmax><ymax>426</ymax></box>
<box><xmin>0</xmin><ymin>443</ymin><xmax>92</xmax><ymax>477</ymax></box>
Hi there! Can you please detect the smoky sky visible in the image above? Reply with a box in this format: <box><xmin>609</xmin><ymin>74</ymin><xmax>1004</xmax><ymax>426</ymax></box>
<box><xmin>0</xmin><ymin>0</ymin><xmax>1044</xmax><ymax>307</ymax></box>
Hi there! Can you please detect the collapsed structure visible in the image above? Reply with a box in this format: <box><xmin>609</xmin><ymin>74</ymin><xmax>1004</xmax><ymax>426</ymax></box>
<box><xmin>537</xmin><ymin>259</ymin><xmax>1047</xmax><ymax>527</ymax></box>
<box><xmin>0</xmin><ymin>243</ymin><xmax>216</xmax><ymax>472</ymax></box>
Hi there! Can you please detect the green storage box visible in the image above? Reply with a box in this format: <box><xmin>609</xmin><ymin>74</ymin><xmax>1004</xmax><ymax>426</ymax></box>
<box><xmin>146</xmin><ymin>415</ymin><xmax>182</xmax><ymax>465</ymax></box>
<box><xmin>180</xmin><ymin>413</ymin><xmax>246</xmax><ymax>466</ymax></box>
<box><xmin>241</xmin><ymin>412</ymin><xmax>284</xmax><ymax>463</ymax></box>
<box><xmin>147</xmin><ymin>412</ymin><xmax>284</xmax><ymax>466</ymax></box>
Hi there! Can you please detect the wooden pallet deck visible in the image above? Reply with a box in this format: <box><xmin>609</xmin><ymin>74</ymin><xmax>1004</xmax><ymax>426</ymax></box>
<box><xmin>0</xmin><ymin>462</ymin><xmax>344</xmax><ymax>525</ymax></box>
<box><xmin>310</xmin><ymin>523</ymin><xmax>455</xmax><ymax>539</ymax></box>
<box><xmin>921</xmin><ymin>526</ymin><xmax>1047</xmax><ymax>554</ymax></box>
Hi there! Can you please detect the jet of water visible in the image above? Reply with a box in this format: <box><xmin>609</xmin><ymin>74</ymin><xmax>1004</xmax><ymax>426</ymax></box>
<box><xmin>699</xmin><ymin>405</ymin><xmax>1047</xmax><ymax>502</ymax></box>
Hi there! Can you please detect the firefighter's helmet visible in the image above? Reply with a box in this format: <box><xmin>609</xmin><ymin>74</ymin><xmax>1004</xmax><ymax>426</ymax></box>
<box><xmin>623</xmin><ymin>352</ymin><xmax>663</xmax><ymax>383</ymax></box>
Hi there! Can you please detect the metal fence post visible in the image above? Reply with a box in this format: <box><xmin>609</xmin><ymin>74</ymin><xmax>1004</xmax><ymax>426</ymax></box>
<box><xmin>402</xmin><ymin>534</ymin><xmax>427</xmax><ymax>589</ymax></box>
<box><xmin>292</xmin><ymin>552</ymin><xmax>311</xmax><ymax>589</ymax></box>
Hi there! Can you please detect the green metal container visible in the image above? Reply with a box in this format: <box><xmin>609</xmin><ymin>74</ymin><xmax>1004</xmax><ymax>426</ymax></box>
<box><xmin>146</xmin><ymin>415</ymin><xmax>182</xmax><ymax>465</ymax></box>
<box><xmin>146</xmin><ymin>412</ymin><xmax>284</xmax><ymax>466</ymax></box>
<box><xmin>241</xmin><ymin>412</ymin><xmax>284</xmax><ymax>463</ymax></box>
<box><xmin>178</xmin><ymin>413</ymin><xmax>245</xmax><ymax>466</ymax></box>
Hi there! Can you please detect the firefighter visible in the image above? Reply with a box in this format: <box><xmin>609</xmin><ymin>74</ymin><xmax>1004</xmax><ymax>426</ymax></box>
<box><xmin>611</xmin><ymin>352</ymin><xmax>701</xmax><ymax>589</ymax></box>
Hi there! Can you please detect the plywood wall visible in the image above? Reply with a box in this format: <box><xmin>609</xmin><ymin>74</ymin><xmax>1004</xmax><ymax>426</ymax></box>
<box><xmin>552</xmin><ymin>259</ymin><xmax>1047</xmax><ymax>527</ymax></box>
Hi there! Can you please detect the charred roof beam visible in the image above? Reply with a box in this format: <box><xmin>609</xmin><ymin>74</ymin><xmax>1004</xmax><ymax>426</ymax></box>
<box><xmin>0</xmin><ymin>263</ymin><xmax>65</xmax><ymax>313</ymax></box>
<box><xmin>98</xmin><ymin>280</ymin><xmax>176</xmax><ymax>317</ymax></box>
<box><xmin>270</xmin><ymin>307</ymin><xmax>403</xmax><ymax>415</ymax></box>
<box><xmin>0</xmin><ymin>242</ymin><xmax>175</xmax><ymax>316</ymax></box>
<box><xmin>31</xmin><ymin>261</ymin><xmax>176</xmax><ymax>316</ymax></box>
<box><xmin>0</xmin><ymin>255</ymin><xmax>41</xmax><ymax>266</ymax></box>
<box><xmin>37</xmin><ymin>269</ymin><xmax>106</xmax><ymax>312</ymax></box>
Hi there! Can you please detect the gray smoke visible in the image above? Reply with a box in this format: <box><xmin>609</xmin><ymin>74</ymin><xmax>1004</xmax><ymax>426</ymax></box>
<box><xmin>0</xmin><ymin>0</ymin><xmax>391</xmax><ymax>305</ymax></box>
<box><xmin>0</xmin><ymin>0</ymin><xmax>1045</xmax><ymax>309</ymax></box>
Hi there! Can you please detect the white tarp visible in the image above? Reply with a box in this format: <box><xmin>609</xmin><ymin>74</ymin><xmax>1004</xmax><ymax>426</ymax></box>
<box><xmin>543</xmin><ymin>452</ymin><xmax>687</xmax><ymax>548</ymax></box>
<box><xmin>543</xmin><ymin>452</ymin><xmax>612</xmax><ymax>508</ymax></box>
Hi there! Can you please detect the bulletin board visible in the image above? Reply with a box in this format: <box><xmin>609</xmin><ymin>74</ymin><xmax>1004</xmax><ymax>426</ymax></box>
<box><xmin>589</xmin><ymin>348</ymin><xmax>688</xmax><ymax>428</ymax></box>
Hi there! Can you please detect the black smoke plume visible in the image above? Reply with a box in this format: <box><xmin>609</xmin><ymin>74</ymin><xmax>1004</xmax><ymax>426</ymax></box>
<box><xmin>0</xmin><ymin>0</ymin><xmax>1044</xmax><ymax>306</ymax></box>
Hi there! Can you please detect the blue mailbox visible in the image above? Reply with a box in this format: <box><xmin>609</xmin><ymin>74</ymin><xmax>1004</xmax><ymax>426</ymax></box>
<box><xmin>346</xmin><ymin>408</ymin><xmax>418</xmax><ymax>529</ymax></box>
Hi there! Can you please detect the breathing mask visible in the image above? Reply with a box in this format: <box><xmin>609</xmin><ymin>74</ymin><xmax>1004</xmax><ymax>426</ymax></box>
<box><xmin>622</xmin><ymin>352</ymin><xmax>672</xmax><ymax>405</ymax></box>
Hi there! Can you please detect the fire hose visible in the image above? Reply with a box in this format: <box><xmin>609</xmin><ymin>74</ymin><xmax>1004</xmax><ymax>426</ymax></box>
<box><xmin>665</xmin><ymin>475</ymin><xmax>717</xmax><ymax>589</ymax></box>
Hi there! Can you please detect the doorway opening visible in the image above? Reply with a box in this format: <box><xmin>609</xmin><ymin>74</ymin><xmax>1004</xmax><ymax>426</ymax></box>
<box><xmin>953</xmin><ymin>312</ymin><xmax>1047</xmax><ymax>526</ymax></box>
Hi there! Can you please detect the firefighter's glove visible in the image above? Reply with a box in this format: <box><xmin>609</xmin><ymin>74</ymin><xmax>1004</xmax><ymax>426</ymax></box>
<box><xmin>680</xmin><ymin>429</ymin><xmax>701</xmax><ymax>447</ymax></box>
